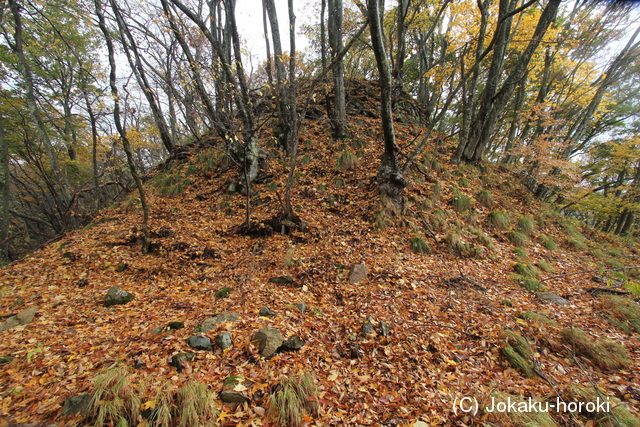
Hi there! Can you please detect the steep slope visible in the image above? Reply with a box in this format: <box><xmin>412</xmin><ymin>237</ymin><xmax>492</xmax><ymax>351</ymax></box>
<box><xmin>1</xmin><ymin>96</ymin><xmax>639</xmax><ymax>426</ymax></box>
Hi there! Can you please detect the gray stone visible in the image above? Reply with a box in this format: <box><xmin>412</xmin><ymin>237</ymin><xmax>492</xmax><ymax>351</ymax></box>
<box><xmin>252</xmin><ymin>327</ymin><xmax>283</xmax><ymax>358</ymax></box>
<box><xmin>171</xmin><ymin>352</ymin><xmax>195</xmax><ymax>371</ymax></box>
<box><xmin>220</xmin><ymin>376</ymin><xmax>250</xmax><ymax>403</ymax></box>
<box><xmin>61</xmin><ymin>394</ymin><xmax>92</xmax><ymax>417</ymax></box>
<box><xmin>215</xmin><ymin>332</ymin><xmax>233</xmax><ymax>350</ymax></box>
<box><xmin>269</xmin><ymin>275</ymin><xmax>294</xmax><ymax>284</ymax></box>
<box><xmin>536</xmin><ymin>292</ymin><xmax>569</xmax><ymax>306</ymax></box>
<box><xmin>294</xmin><ymin>303</ymin><xmax>306</xmax><ymax>314</ymax></box>
<box><xmin>15</xmin><ymin>306</ymin><xmax>37</xmax><ymax>325</ymax></box>
<box><xmin>349</xmin><ymin>264</ymin><xmax>368</xmax><ymax>284</ymax></box>
<box><xmin>282</xmin><ymin>335</ymin><xmax>305</xmax><ymax>351</ymax></box>
<box><xmin>167</xmin><ymin>321</ymin><xmax>184</xmax><ymax>330</ymax></box>
<box><xmin>186</xmin><ymin>334</ymin><xmax>212</xmax><ymax>350</ymax></box>
<box><xmin>362</xmin><ymin>317</ymin><xmax>375</xmax><ymax>337</ymax></box>
<box><xmin>379</xmin><ymin>321</ymin><xmax>390</xmax><ymax>337</ymax></box>
<box><xmin>151</xmin><ymin>327</ymin><xmax>163</xmax><ymax>335</ymax></box>
<box><xmin>0</xmin><ymin>316</ymin><xmax>20</xmax><ymax>332</ymax></box>
<box><xmin>259</xmin><ymin>307</ymin><xmax>276</xmax><ymax>316</ymax></box>
<box><xmin>196</xmin><ymin>312</ymin><xmax>240</xmax><ymax>332</ymax></box>
<box><xmin>104</xmin><ymin>287</ymin><xmax>134</xmax><ymax>307</ymax></box>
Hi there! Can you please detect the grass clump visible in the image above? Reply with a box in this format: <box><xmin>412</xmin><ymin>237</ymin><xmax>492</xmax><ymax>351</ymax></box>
<box><xmin>452</xmin><ymin>194</ymin><xmax>473</xmax><ymax>213</ymax></box>
<box><xmin>507</xmin><ymin>230</ymin><xmax>529</xmax><ymax>247</ymax></box>
<box><xmin>501</xmin><ymin>331</ymin><xmax>536</xmax><ymax>377</ymax></box>
<box><xmin>267</xmin><ymin>372</ymin><xmax>319</xmax><ymax>427</ymax></box>
<box><xmin>516</xmin><ymin>216</ymin><xmax>536</xmax><ymax>235</ymax></box>
<box><xmin>565</xmin><ymin>386</ymin><xmax>640</xmax><ymax>427</ymax></box>
<box><xmin>536</xmin><ymin>260</ymin><xmax>555</xmax><ymax>273</ymax></box>
<box><xmin>445</xmin><ymin>231</ymin><xmax>483</xmax><ymax>258</ymax></box>
<box><xmin>174</xmin><ymin>381</ymin><xmax>218</xmax><ymax>427</ymax></box>
<box><xmin>337</xmin><ymin>150</ymin><xmax>358</xmax><ymax>171</ymax></box>
<box><xmin>514</xmin><ymin>262</ymin><xmax>541</xmax><ymax>279</ymax></box>
<box><xmin>90</xmin><ymin>367</ymin><xmax>140</xmax><ymax>427</ymax></box>
<box><xmin>429</xmin><ymin>209</ymin><xmax>448</xmax><ymax>232</ymax></box>
<box><xmin>431</xmin><ymin>183</ymin><xmax>442</xmax><ymax>201</ymax></box>
<box><xmin>539</xmin><ymin>234</ymin><xmax>558</xmax><ymax>250</ymax></box>
<box><xmin>602</xmin><ymin>295</ymin><xmax>640</xmax><ymax>334</ymax></box>
<box><xmin>513</xmin><ymin>247</ymin><xmax>528</xmax><ymax>258</ymax></box>
<box><xmin>560</xmin><ymin>327</ymin><xmax>631</xmax><ymax>370</ymax></box>
<box><xmin>410</xmin><ymin>237</ymin><xmax>431</xmax><ymax>254</ymax></box>
<box><xmin>520</xmin><ymin>311</ymin><xmax>557</xmax><ymax>327</ymax></box>
<box><xmin>475</xmin><ymin>190</ymin><xmax>494</xmax><ymax>208</ymax></box>
<box><xmin>487</xmin><ymin>210</ymin><xmax>511</xmax><ymax>230</ymax></box>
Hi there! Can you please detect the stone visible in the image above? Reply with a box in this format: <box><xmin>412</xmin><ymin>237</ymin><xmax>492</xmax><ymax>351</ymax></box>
<box><xmin>259</xmin><ymin>307</ymin><xmax>276</xmax><ymax>317</ymax></box>
<box><xmin>349</xmin><ymin>264</ymin><xmax>368</xmax><ymax>284</ymax></box>
<box><xmin>167</xmin><ymin>321</ymin><xmax>184</xmax><ymax>330</ymax></box>
<box><xmin>104</xmin><ymin>287</ymin><xmax>134</xmax><ymax>307</ymax></box>
<box><xmin>294</xmin><ymin>303</ymin><xmax>306</xmax><ymax>314</ymax></box>
<box><xmin>195</xmin><ymin>312</ymin><xmax>240</xmax><ymax>332</ymax></box>
<box><xmin>362</xmin><ymin>317</ymin><xmax>375</xmax><ymax>337</ymax></box>
<box><xmin>0</xmin><ymin>316</ymin><xmax>20</xmax><ymax>333</ymax></box>
<box><xmin>379</xmin><ymin>321</ymin><xmax>390</xmax><ymax>337</ymax></box>
<box><xmin>282</xmin><ymin>336</ymin><xmax>305</xmax><ymax>351</ymax></box>
<box><xmin>220</xmin><ymin>376</ymin><xmax>250</xmax><ymax>403</ymax></box>
<box><xmin>269</xmin><ymin>275</ymin><xmax>294</xmax><ymax>284</ymax></box>
<box><xmin>61</xmin><ymin>394</ymin><xmax>92</xmax><ymax>417</ymax></box>
<box><xmin>536</xmin><ymin>292</ymin><xmax>569</xmax><ymax>306</ymax></box>
<box><xmin>187</xmin><ymin>334</ymin><xmax>212</xmax><ymax>350</ymax></box>
<box><xmin>215</xmin><ymin>332</ymin><xmax>233</xmax><ymax>350</ymax></box>
<box><xmin>171</xmin><ymin>352</ymin><xmax>195</xmax><ymax>371</ymax></box>
<box><xmin>215</xmin><ymin>287</ymin><xmax>233</xmax><ymax>299</ymax></box>
<box><xmin>16</xmin><ymin>306</ymin><xmax>38</xmax><ymax>325</ymax></box>
<box><xmin>151</xmin><ymin>327</ymin><xmax>163</xmax><ymax>335</ymax></box>
<box><xmin>252</xmin><ymin>328</ymin><xmax>283</xmax><ymax>358</ymax></box>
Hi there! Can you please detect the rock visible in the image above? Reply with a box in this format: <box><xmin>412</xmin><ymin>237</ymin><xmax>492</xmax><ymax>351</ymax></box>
<box><xmin>171</xmin><ymin>352</ymin><xmax>195</xmax><ymax>371</ymax></box>
<box><xmin>362</xmin><ymin>317</ymin><xmax>375</xmax><ymax>337</ymax></box>
<box><xmin>195</xmin><ymin>312</ymin><xmax>240</xmax><ymax>332</ymax></box>
<box><xmin>281</xmin><ymin>336</ymin><xmax>305</xmax><ymax>351</ymax></box>
<box><xmin>379</xmin><ymin>321</ymin><xmax>390</xmax><ymax>337</ymax></box>
<box><xmin>0</xmin><ymin>306</ymin><xmax>38</xmax><ymax>332</ymax></box>
<box><xmin>167</xmin><ymin>321</ymin><xmax>184</xmax><ymax>330</ymax></box>
<box><xmin>220</xmin><ymin>376</ymin><xmax>250</xmax><ymax>403</ymax></box>
<box><xmin>269</xmin><ymin>275</ymin><xmax>294</xmax><ymax>284</ymax></box>
<box><xmin>151</xmin><ymin>327</ymin><xmax>163</xmax><ymax>335</ymax></box>
<box><xmin>76</xmin><ymin>278</ymin><xmax>89</xmax><ymax>288</ymax></box>
<box><xmin>61</xmin><ymin>394</ymin><xmax>92</xmax><ymax>417</ymax></box>
<box><xmin>536</xmin><ymin>292</ymin><xmax>569</xmax><ymax>306</ymax></box>
<box><xmin>294</xmin><ymin>303</ymin><xmax>306</xmax><ymax>314</ymax></box>
<box><xmin>349</xmin><ymin>264</ymin><xmax>368</xmax><ymax>284</ymax></box>
<box><xmin>259</xmin><ymin>307</ymin><xmax>276</xmax><ymax>316</ymax></box>
<box><xmin>252</xmin><ymin>328</ymin><xmax>283</xmax><ymax>358</ymax></box>
<box><xmin>187</xmin><ymin>334</ymin><xmax>212</xmax><ymax>350</ymax></box>
<box><xmin>215</xmin><ymin>332</ymin><xmax>233</xmax><ymax>350</ymax></box>
<box><xmin>215</xmin><ymin>287</ymin><xmax>233</xmax><ymax>298</ymax></box>
<box><xmin>104</xmin><ymin>287</ymin><xmax>134</xmax><ymax>307</ymax></box>
<box><xmin>16</xmin><ymin>306</ymin><xmax>38</xmax><ymax>325</ymax></box>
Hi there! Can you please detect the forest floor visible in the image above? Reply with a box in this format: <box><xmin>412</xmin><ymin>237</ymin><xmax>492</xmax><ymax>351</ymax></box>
<box><xmin>1</xmin><ymin>112</ymin><xmax>639</xmax><ymax>427</ymax></box>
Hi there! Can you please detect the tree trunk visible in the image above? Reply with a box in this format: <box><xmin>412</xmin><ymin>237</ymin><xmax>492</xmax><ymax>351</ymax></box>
<box><xmin>0</xmin><ymin>113</ymin><xmax>9</xmax><ymax>266</ymax></box>
<box><xmin>95</xmin><ymin>0</ymin><xmax>150</xmax><ymax>254</ymax></box>
<box><xmin>262</xmin><ymin>0</ymin><xmax>273</xmax><ymax>86</ymax></box>
<box><xmin>392</xmin><ymin>0</ymin><xmax>410</xmax><ymax>99</ymax></box>
<box><xmin>328</xmin><ymin>0</ymin><xmax>347</xmax><ymax>139</ymax></box>
<box><xmin>367</xmin><ymin>0</ymin><xmax>406</xmax><ymax>204</ymax></box>
<box><xmin>110</xmin><ymin>0</ymin><xmax>174</xmax><ymax>156</ymax></box>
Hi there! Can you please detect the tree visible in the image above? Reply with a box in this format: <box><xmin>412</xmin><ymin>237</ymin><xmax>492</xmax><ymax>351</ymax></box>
<box><xmin>0</xmin><ymin>112</ymin><xmax>8</xmax><ymax>266</ymax></box>
<box><xmin>328</xmin><ymin>0</ymin><xmax>347</xmax><ymax>139</ymax></box>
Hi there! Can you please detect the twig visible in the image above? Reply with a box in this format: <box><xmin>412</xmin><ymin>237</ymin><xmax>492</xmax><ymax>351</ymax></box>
<box><xmin>539</xmin><ymin>265</ymin><xmax>640</xmax><ymax>284</ymax></box>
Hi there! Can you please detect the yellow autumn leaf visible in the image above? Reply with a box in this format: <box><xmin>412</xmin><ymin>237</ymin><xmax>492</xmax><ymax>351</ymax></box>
<box><xmin>141</xmin><ymin>400</ymin><xmax>156</xmax><ymax>410</ymax></box>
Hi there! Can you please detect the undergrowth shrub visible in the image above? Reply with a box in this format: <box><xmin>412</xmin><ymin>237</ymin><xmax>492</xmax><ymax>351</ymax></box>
<box><xmin>520</xmin><ymin>311</ymin><xmax>557</xmax><ymax>326</ymax></box>
<box><xmin>514</xmin><ymin>262</ymin><xmax>541</xmax><ymax>279</ymax></box>
<box><xmin>90</xmin><ymin>368</ymin><xmax>140</xmax><ymax>427</ymax></box>
<box><xmin>445</xmin><ymin>231</ymin><xmax>483</xmax><ymax>258</ymax></box>
<box><xmin>560</xmin><ymin>327</ymin><xmax>631</xmax><ymax>370</ymax></box>
<box><xmin>602</xmin><ymin>295</ymin><xmax>640</xmax><ymax>334</ymax></box>
<box><xmin>536</xmin><ymin>260</ymin><xmax>554</xmax><ymax>273</ymax></box>
<box><xmin>501</xmin><ymin>330</ymin><xmax>535</xmax><ymax>377</ymax></box>
<box><xmin>337</xmin><ymin>150</ymin><xmax>358</xmax><ymax>171</ymax></box>
<box><xmin>565</xmin><ymin>386</ymin><xmax>640</xmax><ymax>427</ymax></box>
<box><xmin>485</xmin><ymin>392</ymin><xmax>558</xmax><ymax>426</ymax></box>
<box><xmin>410</xmin><ymin>237</ymin><xmax>431</xmax><ymax>254</ymax></box>
<box><xmin>488</xmin><ymin>210</ymin><xmax>511</xmax><ymax>230</ymax></box>
<box><xmin>516</xmin><ymin>216</ymin><xmax>536</xmax><ymax>235</ymax></box>
<box><xmin>507</xmin><ymin>230</ymin><xmax>529</xmax><ymax>247</ymax></box>
<box><xmin>431</xmin><ymin>183</ymin><xmax>442</xmax><ymax>201</ymax></box>
<box><xmin>267</xmin><ymin>372</ymin><xmax>319</xmax><ymax>427</ymax></box>
<box><xmin>538</xmin><ymin>234</ymin><xmax>558</xmax><ymax>250</ymax></box>
<box><xmin>475</xmin><ymin>190</ymin><xmax>494</xmax><ymax>208</ymax></box>
<box><xmin>452</xmin><ymin>194</ymin><xmax>473</xmax><ymax>213</ymax></box>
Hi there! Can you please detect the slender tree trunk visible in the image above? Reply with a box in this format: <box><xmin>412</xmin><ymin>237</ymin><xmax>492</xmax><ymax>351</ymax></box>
<box><xmin>8</xmin><ymin>0</ymin><xmax>71</xmax><ymax>208</ymax></box>
<box><xmin>262</xmin><ymin>0</ymin><xmax>273</xmax><ymax>86</ymax></box>
<box><xmin>95</xmin><ymin>0</ymin><xmax>150</xmax><ymax>254</ymax></box>
<box><xmin>110</xmin><ymin>0</ymin><xmax>174</xmax><ymax>155</ymax></box>
<box><xmin>320</xmin><ymin>0</ymin><xmax>327</xmax><ymax>71</ymax></box>
<box><xmin>0</xmin><ymin>113</ymin><xmax>9</xmax><ymax>266</ymax></box>
<box><xmin>368</xmin><ymin>0</ymin><xmax>406</xmax><ymax>204</ymax></box>
<box><xmin>328</xmin><ymin>0</ymin><xmax>347</xmax><ymax>139</ymax></box>
<box><xmin>392</xmin><ymin>0</ymin><xmax>410</xmax><ymax>99</ymax></box>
